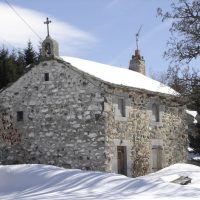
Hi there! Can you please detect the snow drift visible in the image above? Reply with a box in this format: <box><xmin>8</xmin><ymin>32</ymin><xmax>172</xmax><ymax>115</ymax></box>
<box><xmin>0</xmin><ymin>163</ymin><xmax>200</xmax><ymax>199</ymax></box>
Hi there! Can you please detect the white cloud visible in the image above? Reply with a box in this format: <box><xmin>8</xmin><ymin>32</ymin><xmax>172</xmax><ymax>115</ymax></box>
<box><xmin>0</xmin><ymin>3</ymin><xmax>97</xmax><ymax>55</ymax></box>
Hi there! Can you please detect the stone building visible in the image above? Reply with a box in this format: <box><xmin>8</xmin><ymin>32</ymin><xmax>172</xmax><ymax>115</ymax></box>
<box><xmin>0</xmin><ymin>34</ymin><xmax>188</xmax><ymax>177</ymax></box>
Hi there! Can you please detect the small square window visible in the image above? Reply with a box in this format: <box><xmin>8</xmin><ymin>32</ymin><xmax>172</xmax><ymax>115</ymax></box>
<box><xmin>44</xmin><ymin>73</ymin><xmax>49</xmax><ymax>81</ymax></box>
<box><xmin>17</xmin><ymin>111</ymin><xmax>23</xmax><ymax>121</ymax></box>
<box><xmin>118</xmin><ymin>98</ymin><xmax>126</xmax><ymax>117</ymax></box>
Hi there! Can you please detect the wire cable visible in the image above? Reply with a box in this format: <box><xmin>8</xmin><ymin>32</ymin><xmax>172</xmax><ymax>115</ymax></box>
<box><xmin>4</xmin><ymin>0</ymin><xmax>42</xmax><ymax>40</ymax></box>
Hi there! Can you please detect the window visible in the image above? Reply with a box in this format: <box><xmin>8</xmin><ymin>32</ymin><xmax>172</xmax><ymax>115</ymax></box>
<box><xmin>118</xmin><ymin>98</ymin><xmax>126</xmax><ymax>117</ymax></box>
<box><xmin>17</xmin><ymin>111</ymin><xmax>23</xmax><ymax>121</ymax></box>
<box><xmin>152</xmin><ymin>103</ymin><xmax>160</xmax><ymax>122</ymax></box>
<box><xmin>44</xmin><ymin>73</ymin><xmax>49</xmax><ymax>81</ymax></box>
<box><xmin>113</xmin><ymin>94</ymin><xmax>130</xmax><ymax>121</ymax></box>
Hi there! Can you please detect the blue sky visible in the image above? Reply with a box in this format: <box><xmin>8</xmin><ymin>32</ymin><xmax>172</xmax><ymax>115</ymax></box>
<box><xmin>0</xmin><ymin>0</ymin><xmax>174</xmax><ymax>76</ymax></box>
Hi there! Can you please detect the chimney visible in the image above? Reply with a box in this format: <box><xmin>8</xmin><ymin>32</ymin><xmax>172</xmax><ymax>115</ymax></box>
<box><xmin>129</xmin><ymin>49</ymin><xmax>146</xmax><ymax>75</ymax></box>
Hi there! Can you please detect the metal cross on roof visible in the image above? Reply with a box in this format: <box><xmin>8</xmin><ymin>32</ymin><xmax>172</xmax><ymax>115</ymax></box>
<box><xmin>44</xmin><ymin>17</ymin><xmax>52</xmax><ymax>37</ymax></box>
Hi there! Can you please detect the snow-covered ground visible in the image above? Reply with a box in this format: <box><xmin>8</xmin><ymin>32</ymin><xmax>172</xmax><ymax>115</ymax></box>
<box><xmin>0</xmin><ymin>163</ymin><xmax>200</xmax><ymax>200</ymax></box>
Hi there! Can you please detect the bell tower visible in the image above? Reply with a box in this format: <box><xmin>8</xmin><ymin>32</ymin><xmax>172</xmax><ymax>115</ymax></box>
<box><xmin>41</xmin><ymin>17</ymin><xmax>59</xmax><ymax>59</ymax></box>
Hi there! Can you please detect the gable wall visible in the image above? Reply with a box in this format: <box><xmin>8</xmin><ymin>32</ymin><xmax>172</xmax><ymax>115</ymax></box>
<box><xmin>0</xmin><ymin>60</ymin><xmax>106</xmax><ymax>171</ymax></box>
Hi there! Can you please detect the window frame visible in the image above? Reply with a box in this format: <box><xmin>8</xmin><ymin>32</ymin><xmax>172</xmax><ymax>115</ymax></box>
<box><xmin>118</xmin><ymin>98</ymin><xmax>126</xmax><ymax>117</ymax></box>
<box><xmin>147</xmin><ymin>101</ymin><xmax>164</xmax><ymax>127</ymax></box>
<box><xmin>113</xmin><ymin>93</ymin><xmax>130</xmax><ymax>121</ymax></box>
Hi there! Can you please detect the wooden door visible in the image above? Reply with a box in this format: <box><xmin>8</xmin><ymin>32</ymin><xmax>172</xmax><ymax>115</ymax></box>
<box><xmin>152</xmin><ymin>146</ymin><xmax>162</xmax><ymax>172</ymax></box>
<box><xmin>117</xmin><ymin>146</ymin><xmax>127</xmax><ymax>175</ymax></box>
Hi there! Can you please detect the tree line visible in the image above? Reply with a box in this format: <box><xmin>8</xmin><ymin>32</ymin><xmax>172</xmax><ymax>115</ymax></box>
<box><xmin>0</xmin><ymin>41</ymin><xmax>40</xmax><ymax>90</ymax></box>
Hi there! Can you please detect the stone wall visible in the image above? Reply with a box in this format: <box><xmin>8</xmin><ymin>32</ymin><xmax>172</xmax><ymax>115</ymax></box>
<box><xmin>104</xmin><ymin>88</ymin><xmax>188</xmax><ymax>177</ymax></box>
<box><xmin>0</xmin><ymin>60</ymin><xmax>106</xmax><ymax>171</ymax></box>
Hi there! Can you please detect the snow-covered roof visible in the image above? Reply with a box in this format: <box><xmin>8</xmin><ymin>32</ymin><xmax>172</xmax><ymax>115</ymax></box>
<box><xmin>186</xmin><ymin>110</ymin><xmax>198</xmax><ymax>123</ymax></box>
<box><xmin>61</xmin><ymin>56</ymin><xmax>178</xmax><ymax>96</ymax></box>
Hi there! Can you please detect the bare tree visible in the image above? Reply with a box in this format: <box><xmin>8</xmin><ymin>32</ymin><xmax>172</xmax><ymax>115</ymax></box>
<box><xmin>157</xmin><ymin>0</ymin><xmax>200</xmax><ymax>64</ymax></box>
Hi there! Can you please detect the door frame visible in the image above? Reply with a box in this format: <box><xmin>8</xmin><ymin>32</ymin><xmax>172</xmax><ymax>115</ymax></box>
<box><xmin>151</xmin><ymin>139</ymin><xmax>164</xmax><ymax>172</ymax></box>
<box><xmin>117</xmin><ymin>146</ymin><xmax>127</xmax><ymax>175</ymax></box>
<box><xmin>112</xmin><ymin>139</ymin><xmax>132</xmax><ymax>177</ymax></box>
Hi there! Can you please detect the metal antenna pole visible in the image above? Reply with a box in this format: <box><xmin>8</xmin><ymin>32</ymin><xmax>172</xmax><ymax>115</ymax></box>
<box><xmin>136</xmin><ymin>25</ymin><xmax>142</xmax><ymax>50</ymax></box>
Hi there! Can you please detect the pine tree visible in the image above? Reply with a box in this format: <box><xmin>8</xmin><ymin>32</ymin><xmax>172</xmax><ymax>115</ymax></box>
<box><xmin>16</xmin><ymin>50</ymin><xmax>25</xmax><ymax>76</ymax></box>
<box><xmin>0</xmin><ymin>41</ymin><xmax>39</xmax><ymax>89</ymax></box>
<box><xmin>0</xmin><ymin>47</ymin><xmax>9</xmax><ymax>89</ymax></box>
<box><xmin>23</xmin><ymin>40</ymin><xmax>37</xmax><ymax>66</ymax></box>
